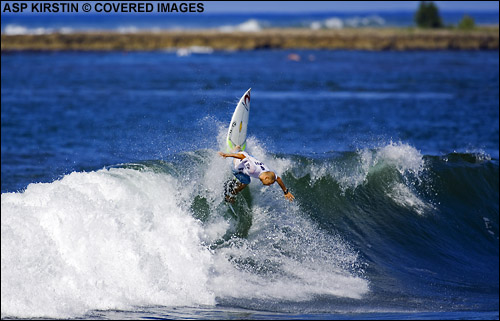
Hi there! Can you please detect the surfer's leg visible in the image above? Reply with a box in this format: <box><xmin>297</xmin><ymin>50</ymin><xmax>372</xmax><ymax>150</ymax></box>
<box><xmin>233</xmin><ymin>182</ymin><xmax>248</xmax><ymax>195</ymax></box>
<box><xmin>225</xmin><ymin>171</ymin><xmax>250</xmax><ymax>202</ymax></box>
<box><xmin>223</xmin><ymin>179</ymin><xmax>237</xmax><ymax>203</ymax></box>
<box><xmin>225</xmin><ymin>182</ymin><xmax>247</xmax><ymax>202</ymax></box>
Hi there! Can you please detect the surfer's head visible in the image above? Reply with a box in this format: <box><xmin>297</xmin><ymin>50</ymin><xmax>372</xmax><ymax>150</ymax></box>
<box><xmin>259</xmin><ymin>171</ymin><xmax>276</xmax><ymax>186</ymax></box>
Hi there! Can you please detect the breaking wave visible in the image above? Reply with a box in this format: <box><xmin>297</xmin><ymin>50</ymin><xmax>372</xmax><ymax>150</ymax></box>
<box><xmin>1</xmin><ymin>140</ymin><xmax>498</xmax><ymax>318</ymax></box>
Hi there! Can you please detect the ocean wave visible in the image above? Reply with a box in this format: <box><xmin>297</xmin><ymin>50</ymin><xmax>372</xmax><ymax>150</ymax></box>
<box><xmin>2</xmin><ymin>24</ymin><xmax>74</xmax><ymax>35</ymax></box>
<box><xmin>218</xmin><ymin>19</ymin><xmax>265</xmax><ymax>32</ymax></box>
<box><xmin>310</xmin><ymin>15</ymin><xmax>386</xmax><ymax>30</ymax></box>
<box><xmin>1</xmin><ymin>141</ymin><xmax>368</xmax><ymax>318</ymax></box>
<box><xmin>1</xmin><ymin>139</ymin><xmax>498</xmax><ymax>318</ymax></box>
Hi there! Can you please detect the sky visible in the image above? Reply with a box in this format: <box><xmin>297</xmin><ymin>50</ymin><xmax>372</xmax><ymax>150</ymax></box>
<box><xmin>1</xmin><ymin>1</ymin><xmax>499</xmax><ymax>14</ymax></box>
<box><xmin>205</xmin><ymin>1</ymin><xmax>500</xmax><ymax>13</ymax></box>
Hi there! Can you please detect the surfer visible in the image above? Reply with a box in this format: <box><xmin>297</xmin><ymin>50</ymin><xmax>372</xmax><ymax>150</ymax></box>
<box><xmin>218</xmin><ymin>146</ymin><xmax>295</xmax><ymax>202</ymax></box>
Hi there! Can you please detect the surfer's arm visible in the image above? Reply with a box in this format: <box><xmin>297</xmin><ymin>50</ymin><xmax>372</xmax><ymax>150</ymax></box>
<box><xmin>276</xmin><ymin>176</ymin><xmax>295</xmax><ymax>201</ymax></box>
<box><xmin>218</xmin><ymin>152</ymin><xmax>246</xmax><ymax>160</ymax></box>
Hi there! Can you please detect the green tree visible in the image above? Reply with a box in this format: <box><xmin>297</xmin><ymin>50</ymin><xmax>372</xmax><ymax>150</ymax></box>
<box><xmin>415</xmin><ymin>1</ymin><xmax>443</xmax><ymax>28</ymax></box>
<box><xmin>458</xmin><ymin>15</ymin><xmax>475</xmax><ymax>30</ymax></box>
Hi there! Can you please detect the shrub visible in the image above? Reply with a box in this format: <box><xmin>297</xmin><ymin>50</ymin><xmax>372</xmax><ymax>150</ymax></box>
<box><xmin>458</xmin><ymin>15</ymin><xmax>475</xmax><ymax>30</ymax></box>
<box><xmin>415</xmin><ymin>1</ymin><xmax>443</xmax><ymax>28</ymax></box>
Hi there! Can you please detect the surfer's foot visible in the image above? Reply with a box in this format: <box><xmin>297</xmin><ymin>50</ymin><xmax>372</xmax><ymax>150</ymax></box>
<box><xmin>231</xmin><ymin>145</ymin><xmax>242</xmax><ymax>152</ymax></box>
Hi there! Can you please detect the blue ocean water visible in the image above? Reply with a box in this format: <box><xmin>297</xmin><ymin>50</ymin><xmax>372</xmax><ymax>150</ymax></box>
<box><xmin>1</xmin><ymin>11</ymin><xmax>499</xmax><ymax>34</ymax></box>
<box><xmin>1</xmin><ymin>13</ymin><xmax>499</xmax><ymax>321</ymax></box>
<box><xmin>2</xmin><ymin>50</ymin><xmax>499</xmax><ymax>192</ymax></box>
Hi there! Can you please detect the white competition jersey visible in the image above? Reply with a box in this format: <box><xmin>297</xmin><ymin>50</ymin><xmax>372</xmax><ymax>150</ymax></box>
<box><xmin>233</xmin><ymin>152</ymin><xmax>273</xmax><ymax>179</ymax></box>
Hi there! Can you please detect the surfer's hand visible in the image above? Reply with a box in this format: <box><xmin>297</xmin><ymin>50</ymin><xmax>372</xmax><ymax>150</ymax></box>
<box><xmin>218</xmin><ymin>152</ymin><xmax>227</xmax><ymax>158</ymax></box>
<box><xmin>284</xmin><ymin>191</ymin><xmax>295</xmax><ymax>202</ymax></box>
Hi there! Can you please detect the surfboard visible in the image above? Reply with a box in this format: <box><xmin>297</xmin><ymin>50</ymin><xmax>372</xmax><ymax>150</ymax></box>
<box><xmin>226</xmin><ymin>88</ymin><xmax>251</xmax><ymax>152</ymax></box>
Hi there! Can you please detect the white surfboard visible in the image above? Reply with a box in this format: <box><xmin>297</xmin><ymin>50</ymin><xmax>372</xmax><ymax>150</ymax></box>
<box><xmin>226</xmin><ymin>88</ymin><xmax>251</xmax><ymax>152</ymax></box>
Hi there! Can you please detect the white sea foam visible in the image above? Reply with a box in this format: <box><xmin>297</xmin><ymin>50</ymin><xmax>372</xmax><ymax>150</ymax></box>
<box><xmin>324</xmin><ymin>17</ymin><xmax>344</xmax><ymax>29</ymax></box>
<box><xmin>219</xmin><ymin>19</ymin><xmax>263</xmax><ymax>32</ymax></box>
<box><xmin>1</xmin><ymin>137</ymin><xmax>368</xmax><ymax>318</ymax></box>
<box><xmin>303</xmin><ymin>141</ymin><xmax>432</xmax><ymax>215</ymax></box>
<box><xmin>309</xmin><ymin>15</ymin><xmax>386</xmax><ymax>30</ymax></box>
<box><xmin>368</xmin><ymin>141</ymin><xmax>425</xmax><ymax>177</ymax></box>
<box><xmin>2</xmin><ymin>24</ymin><xmax>75</xmax><ymax>35</ymax></box>
<box><xmin>3</xmin><ymin>24</ymin><xmax>52</xmax><ymax>35</ymax></box>
<box><xmin>357</xmin><ymin>141</ymin><xmax>432</xmax><ymax>215</ymax></box>
<box><xmin>1</xmin><ymin>169</ymin><xmax>215</xmax><ymax>318</ymax></box>
<box><xmin>308</xmin><ymin>141</ymin><xmax>425</xmax><ymax>190</ymax></box>
<box><xmin>386</xmin><ymin>182</ymin><xmax>434</xmax><ymax>216</ymax></box>
<box><xmin>344</xmin><ymin>15</ymin><xmax>386</xmax><ymax>28</ymax></box>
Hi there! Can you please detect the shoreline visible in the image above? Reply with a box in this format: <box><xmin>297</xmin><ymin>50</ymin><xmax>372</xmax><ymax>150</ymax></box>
<box><xmin>1</xmin><ymin>27</ymin><xmax>499</xmax><ymax>51</ymax></box>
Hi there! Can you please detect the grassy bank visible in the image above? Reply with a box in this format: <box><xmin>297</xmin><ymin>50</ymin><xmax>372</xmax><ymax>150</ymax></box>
<box><xmin>1</xmin><ymin>27</ymin><xmax>498</xmax><ymax>51</ymax></box>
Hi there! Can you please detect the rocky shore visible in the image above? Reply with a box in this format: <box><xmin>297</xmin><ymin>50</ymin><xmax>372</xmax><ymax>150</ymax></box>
<box><xmin>2</xmin><ymin>27</ymin><xmax>498</xmax><ymax>51</ymax></box>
